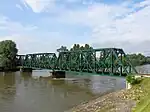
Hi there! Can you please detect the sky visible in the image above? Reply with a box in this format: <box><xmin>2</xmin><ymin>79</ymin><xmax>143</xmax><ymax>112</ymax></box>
<box><xmin>0</xmin><ymin>0</ymin><xmax>150</xmax><ymax>55</ymax></box>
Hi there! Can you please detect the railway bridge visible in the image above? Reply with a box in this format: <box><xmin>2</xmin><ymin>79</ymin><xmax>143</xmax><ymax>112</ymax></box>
<box><xmin>16</xmin><ymin>48</ymin><xmax>137</xmax><ymax>77</ymax></box>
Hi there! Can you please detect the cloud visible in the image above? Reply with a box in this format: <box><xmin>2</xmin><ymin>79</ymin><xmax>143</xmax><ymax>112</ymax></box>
<box><xmin>0</xmin><ymin>15</ymin><xmax>40</xmax><ymax>54</ymax></box>
<box><xmin>0</xmin><ymin>14</ymin><xmax>72</xmax><ymax>54</ymax></box>
<box><xmin>1</xmin><ymin>0</ymin><xmax>150</xmax><ymax>55</ymax></box>
<box><xmin>55</xmin><ymin>2</ymin><xmax>135</xmax><ymax>32</ymax></box>
<box><xmin>0</xmin><ymin>34</ymin><xmax>64</xmax><ymax>54</ymax></box>
<box><xmin>0</xmin><ymin>15</ymin><xmax>38</xmax><ymax>34</ymax></box>
<box><xmin>90</xmin><ymin>1</ymin><xmax>150</xmax><ymax>51</ymax></box>
<box><xmin>0</xmin><ymin>31</ymin><xmax>68</xmax><ymax>54</ymax></box>
<box><xmin>16</xmin><ymin>4</ymin><xmax>23</xmax><ymax>11</ymax></box>
<box><xmin>51</xmin><ymin>0</ymin><xmax>150</xmax><ymax>54</ymax></box>
<box><xmin>22</xmin><ymin>0</ymin><xmax>55</xmax><ymax>13</ymax></box>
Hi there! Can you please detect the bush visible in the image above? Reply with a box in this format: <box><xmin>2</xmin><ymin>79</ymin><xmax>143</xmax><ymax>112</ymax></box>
<box><xmin>126</xmin><ymin>75</ymin><xmax>142</xmax><ymax>85</ymax></box>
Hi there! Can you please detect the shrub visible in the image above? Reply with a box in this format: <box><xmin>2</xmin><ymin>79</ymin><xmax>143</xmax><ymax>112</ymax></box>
<box><xmin>126</xmin><ymin>75</ymin><xmax>142</xmax><ymax>85</ymax></box>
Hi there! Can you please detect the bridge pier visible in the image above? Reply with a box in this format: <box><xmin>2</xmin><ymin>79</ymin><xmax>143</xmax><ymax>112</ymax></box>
<box><xmin>51</xmin><ymin>71</ymin><xmax>66</xmax><ymax>78</ymax></box>
<box><xmin>20</xmin><ymin>68</ymin><xmax>33</xmax><ymax>72</ymax></box>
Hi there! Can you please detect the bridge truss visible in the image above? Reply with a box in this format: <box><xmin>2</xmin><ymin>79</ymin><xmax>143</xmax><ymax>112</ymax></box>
<box><xmin>16</xmin><ymin>48</ymin><xmax>137</xmax><ymax>76</ymax></box>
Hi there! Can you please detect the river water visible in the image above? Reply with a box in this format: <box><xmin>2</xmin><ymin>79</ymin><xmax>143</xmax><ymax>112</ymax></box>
<box><xmin>136</xmin><ymin>64</ymin><xmax>150</xmax><ymax>74</ymax></box>
<box><xmin>0</xmin><ymin>71</ymin><xmax>126</xmax><ymax>112</ymax></box>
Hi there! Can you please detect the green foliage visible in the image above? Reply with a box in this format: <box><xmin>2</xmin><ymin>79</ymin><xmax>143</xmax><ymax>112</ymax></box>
<box><xmin>70</xmin><ymin>44</ymin><xmax>93</xmax><ymax>51</ymax></box>
<box><xmin>127</xmin><ymin>53</ymin><xmax>150</xmax><ymax>66</ymax></box>
<box><xmin>126</xmin><ymin>75</ymin><xmax>142</xmax><ymax>85</ymax></box>
<box><xmin>69</xmin><ymin>44</ymin><xmax>93</xmax><ymax>69</ymax></box>
<box><xmin>132</xmin><ymin>78</ymin><xmax>150</xmax><ymax>112</ymax></box>
<box><xmin>0</xmin><ymin>40</ymin><xmax>18</xmax><ymax>69</ymax></box>
<box><xmin>57</xmin><ymin>46</ymin><xmax>68</xmax><ymax>52</ymax></box>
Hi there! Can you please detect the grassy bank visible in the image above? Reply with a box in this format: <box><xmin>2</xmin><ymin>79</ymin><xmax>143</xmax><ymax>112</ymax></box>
<box><xmin>132</xmin><ymin>77</ymin><xmax>150</xmax><ymax>112</ymax></box>
<box><xmin>68</xmin><ymin>77</ymin><xmax>150</xmax><ymax>112</ymax></box>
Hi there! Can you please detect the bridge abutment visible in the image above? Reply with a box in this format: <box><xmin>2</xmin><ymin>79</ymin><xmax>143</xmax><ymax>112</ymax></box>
<box><xmin>51</xmin><ymin>71</ymin><xmax>66</xmax><ymax>78</ymax></box>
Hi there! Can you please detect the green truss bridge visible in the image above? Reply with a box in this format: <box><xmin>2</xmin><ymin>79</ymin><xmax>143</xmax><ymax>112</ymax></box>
<box><xmin>16</xmin><ymin>48</ymin><xmax>137</xmax><ymax>76</ymax></box>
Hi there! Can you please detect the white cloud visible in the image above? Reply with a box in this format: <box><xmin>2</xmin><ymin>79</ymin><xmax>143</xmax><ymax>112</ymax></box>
<box><xmin>65</xmin><ymin>0</ymin><xmax>93</xmax><ymax>4</ymax></box>
<box><xmin>0</xmin><ymin>15</ymin><xmax>38</xmax><ymax>34</ymax></box>
<box><xmin>0</xmin><ymin>34</ymin><xmax>58</xmax><ymax>54</ymax></box>
<box><xmin>22</xmin><ymin>0</ymin><xmax>55</xmax><ymax>13</ymax></box>
<box><xmin>57</xmin><ymin>2</ymin><xmax>132</xmax><ymax>29</ymax></box>
<box><xmin>0</xmin><ymin>15</ymin><xmax>40</xmax><ymax>54</ymax></box>
<box><xmin>0</xmin><ymin>31</ymin><xmax>67</xmax><ymax>54</ymax></box>
<box><xmin>1</xmin><ymin>0</ymin><xmax>150</xmax><ymax>55</ymax></box>
<box><xmin>0</xmin><ymin>15</ymin><xmax>71</xmax><ymax>54</ymax></box>
<box><xmin>16</xmin><ymin>4</ymin><xmax>23</xmax><ymax>11</ymax></box>
<box><xmin>54</xmin><ymin>0</ymin><xmax>150</xmax><ymax>54</ymax></box>
<box><xmin>90</xmin><ymin>1</ymin><xmax>150</xmax><ymax>44</ymax></box>
<box><xmin>21</xmin><ymin>0</ymin><xmax>29</xmax><ymax>9</ymax></box>
<box><xmin>134</xmin><ymin>0</ymin><xmax>150</xmax><ymax>7</ymax></box>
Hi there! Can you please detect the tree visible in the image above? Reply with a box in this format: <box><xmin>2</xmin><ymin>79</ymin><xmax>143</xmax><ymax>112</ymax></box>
<box><xmin>70</xmin><ymin>44</ymin><xmax>93</xmax><ymax>51</ymax></box>
<box><xmin>69</xmin><ymin>44</ymin><xmax>94</xmax><ymax>69</ymax></box>
<box><xmin>57</xmin><ymin>46</ymin><xmax>68</xmax><ymax>53</ymax></box>
<box><xmin>127</xmin><ymin>53</ymin><xmax>150</xmax><ymax>66</ymax></box>
<box><xmin>0</xmin><ymin>40</ymin><xmax>18</xmax><ymax>69</ymax></box>
<box><xmin>70</xmin><ymin>44</ymin><xmax>80</xmax><ymax>51</ymax></box>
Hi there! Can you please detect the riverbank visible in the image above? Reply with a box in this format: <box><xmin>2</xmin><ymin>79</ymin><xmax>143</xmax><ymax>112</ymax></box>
<box><xmin>68</xmin><ymin>77</ymin><xmax>150</xmax><ymax>112</ymax></box>
<box><xmin>0</xmin><ymin>66</ymin><xmax>22</xmax><ymax>72</ymax></box>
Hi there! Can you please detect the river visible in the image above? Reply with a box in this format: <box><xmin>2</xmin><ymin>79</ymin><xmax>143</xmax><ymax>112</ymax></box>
<box><xmin>136</xmin><ymin>64</ymin><xmax>150</xmax><ymax>74</ymax></box>
<box><xmin>0</xmin><ymin>71</ymin><xmax>126</xmax><ymax>112</ymax></box>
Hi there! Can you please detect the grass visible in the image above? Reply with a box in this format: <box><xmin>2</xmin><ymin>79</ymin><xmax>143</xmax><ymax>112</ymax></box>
<box><xmin>131</xmin><ymin>78</ymin><xmax>150</xmax><ymax>112</ymax></box>
<box><xmin>133</xmin><ymin>95</ymin><xmax>150</xmax><ymax>112</ymax></box>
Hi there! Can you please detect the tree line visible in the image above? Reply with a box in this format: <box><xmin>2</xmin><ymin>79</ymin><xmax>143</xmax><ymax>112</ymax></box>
<box><xmin>127</xmin><ymin>53</ymin><xmax>150</xmax><ymax>66</ymax></box>
<box><xmin>0</xmin><ymin>40</ymin><xmax>149</xmax><ymax>70</ymax></box>
<box><xmin>57</xmin><ymin>44</ymin><xmax>93</xmax><ymax>52</ymax></box>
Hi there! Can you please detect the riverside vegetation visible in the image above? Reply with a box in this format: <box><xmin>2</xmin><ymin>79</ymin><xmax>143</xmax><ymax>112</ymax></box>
<box><xmin>0</xmin><ymin>40</ymin><xmax>18</xmax><ymax>70</ymax></box>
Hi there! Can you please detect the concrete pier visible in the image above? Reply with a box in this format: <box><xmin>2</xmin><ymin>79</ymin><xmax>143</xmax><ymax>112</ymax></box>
<box><xmin>51</xmin><ymin>71</ymin><xmax>66</xmax><ymax>78</ymax></box>
<box><xmin>20</xmin><ymin>68</ymin><xmax>33</xmax><ymax>72</ymax></box>
<box><xmin>126</xmin><ymin>81</ymin><xmax>131</xmax><ymax>89</ymax></box>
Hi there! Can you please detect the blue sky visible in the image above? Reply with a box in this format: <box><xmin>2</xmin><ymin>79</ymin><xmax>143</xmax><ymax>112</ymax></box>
<box><xmin>0</xmin><ymin>0</ymin><xmax>150</xmax><ymax>55</ymax></box>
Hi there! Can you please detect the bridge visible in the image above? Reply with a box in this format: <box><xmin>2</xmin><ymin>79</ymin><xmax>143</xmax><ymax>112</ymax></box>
<box><xmin>16</xmin><ymin>48</ymin><xmax>138</xmax><ymax>77</ymax></box>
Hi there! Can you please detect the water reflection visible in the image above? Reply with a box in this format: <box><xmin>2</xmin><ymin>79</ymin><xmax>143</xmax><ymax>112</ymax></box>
<box><xmin>21</xmin><ymin>72</ymin><xmax>32</xmax><ymax>87</ymax></box>
<box><xmin>0</xmin><ymin>71</ymin><xmax>125</xmax><ymax>112</ymax></box>
<box><xmin>0</xmin><ymin>72</ymin><xmax>16</xmax><ymax>87</ymax></box>
<box><xmin>65</xmin><ymin>73</ymin><xmax>126</xmax><ymax>94</ymax></box>
<box><xmin>0</xmin><ymin>72</ymin><xmax>16</xmax><ymax>112</ymax></box>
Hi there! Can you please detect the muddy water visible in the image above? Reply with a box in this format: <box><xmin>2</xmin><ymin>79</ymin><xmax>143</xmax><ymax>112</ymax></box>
<box><xmin>0</xmin><ymin>71</ymin><xmax>125</xmax><ymax>112</ymax></box>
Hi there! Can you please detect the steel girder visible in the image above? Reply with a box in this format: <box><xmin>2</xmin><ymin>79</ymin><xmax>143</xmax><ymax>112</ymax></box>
<box><xmin>17</xmin><ymin>48</ymin><xmax>137</xmax><ymax>76</ymax></box>
<box><xmin>56</xmin><ymin>48</ymin><xmax>137</xmax><ymax>76</ymax></box>
<box><xmin>16</xmin><ymin>55</ymin><xmax>25</xmax><ymax>67</ymax></box>
<box><xmin>17</xmin><ymin>53</ymin><xmax>57</xmax><ymax>70</ymax></box>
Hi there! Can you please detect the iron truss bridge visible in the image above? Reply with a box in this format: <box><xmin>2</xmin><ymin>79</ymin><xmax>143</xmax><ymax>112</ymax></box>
<box><xmin>16</xmin><ymin>48</ymin><xmax>137</xmax><ymax>76</ymax></box>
